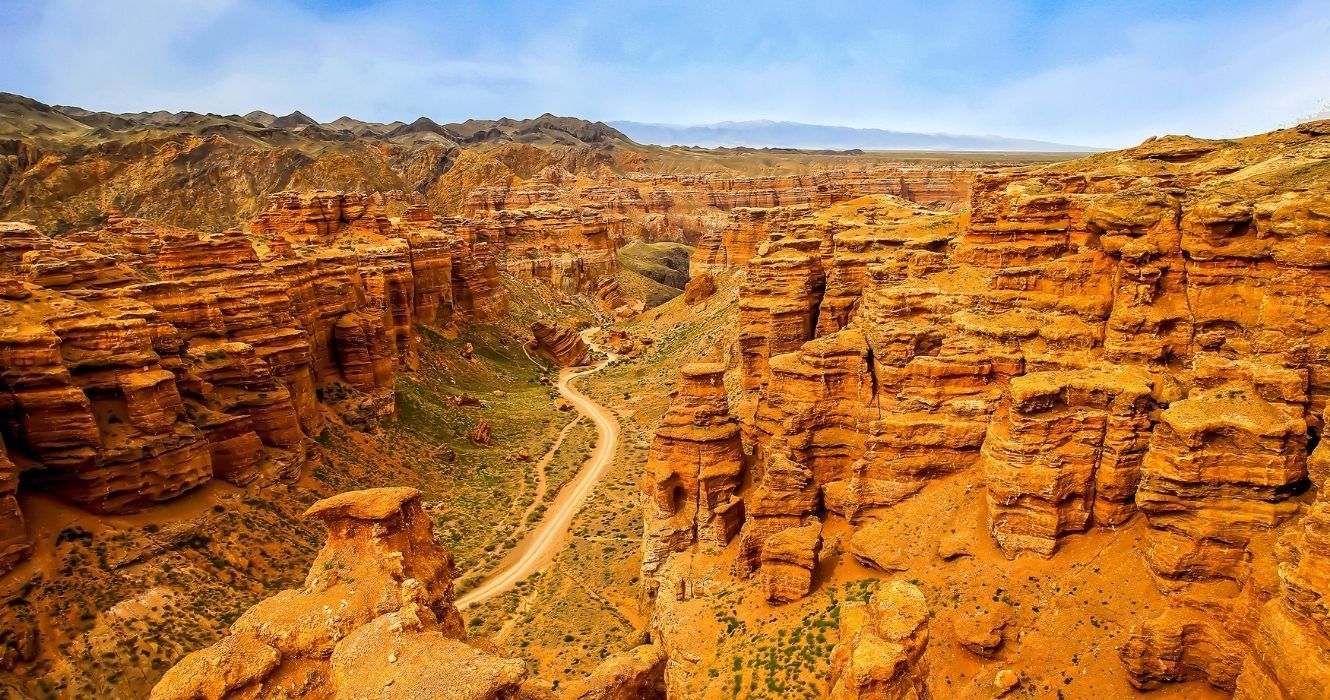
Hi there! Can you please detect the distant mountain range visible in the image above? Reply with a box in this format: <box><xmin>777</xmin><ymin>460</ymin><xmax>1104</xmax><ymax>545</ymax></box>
<box><xmin>609</xmin><ymin>120</ymin><xmax>1099</xmax><ymax>152</ymax></box>
<box><xmin>7</xmin><ymin>93</ymin><xmax>630</xmax><ymax>150</ymax></box>
<box><xmin>0</xmin><ymin>92</ymin><xmax>640</xmax><ymax>232</ymax></box>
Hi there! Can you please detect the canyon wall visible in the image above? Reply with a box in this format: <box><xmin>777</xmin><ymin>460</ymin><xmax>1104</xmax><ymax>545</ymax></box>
<box><xmin>646</xmin><ymin>122</ymin><xmax>1330</xmax><ymax>695</ymax></box>
<box><xmin>689</xmin><ymin>169</ymin><xmax>972</xmax><ymax>276</ymax></box>
<box><xmin>0</xmin><ymin>191</ymin><xmax>505</xmax><ymax>575</ymax></box>
<box><xmin>463</xmin><ymin>167</ymin><xmax>976</xmax><ymax>295</ymax></box>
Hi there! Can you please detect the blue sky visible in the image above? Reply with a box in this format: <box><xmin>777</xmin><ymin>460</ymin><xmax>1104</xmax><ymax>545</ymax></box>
<box><xmin>1</xmin><ymin>0</ymin><xmax>1327</xmax><ymax>147</ymax></box>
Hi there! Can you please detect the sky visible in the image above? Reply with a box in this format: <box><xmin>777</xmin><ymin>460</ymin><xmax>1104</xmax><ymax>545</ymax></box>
<box><xmin>1</xmin><ymin>0</ymin><xmax>1327</xmax><ymax>148</ymax></box>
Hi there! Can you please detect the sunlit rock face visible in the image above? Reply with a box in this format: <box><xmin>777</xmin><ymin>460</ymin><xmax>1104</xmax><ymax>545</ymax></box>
<box><xmin>828</xmin><ymin>581</ymin><xmax>930</xmax><ymax>700</ymax></box>
<box><xmin>641</xmin><ymin>363</ymin><xmax>745</xmax><ymax>583</ymax></box>
<box><xmin>647</xmin><ymin>122</ymin><xmax>1330</xmax><ymax>696</ymax></box>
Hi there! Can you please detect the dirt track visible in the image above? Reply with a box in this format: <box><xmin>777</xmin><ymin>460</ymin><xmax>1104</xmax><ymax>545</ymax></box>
<box><xmin>457</xmin><ymin>336</ymin><xmax>620</xmax><ymax>609</ymax></box>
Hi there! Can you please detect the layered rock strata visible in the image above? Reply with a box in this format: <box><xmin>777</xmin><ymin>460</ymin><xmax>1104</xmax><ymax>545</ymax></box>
<box><xmin>641</xmin><ymin>363</ymin><xmax>745</xmax><ymax>582</ymax></box>
<box><xmin>463</xmin><ymin>166</ymin><xmax>977</xmax><ymax>309</ymax></box>
<box><xmin>526</xmin><ymin>320</ymin><xmax>591</xmax><ymax>367</ymax></box>
<box><xmin>649</xmin><ymin>123</ymin><xmax>1330</xmax><ymax>695</ymax></box>
<box><xmin>0</xmin><ymin>443</ymin><xmax>27</xmax><ymax>573</ymax></box>
<box><xmin>983</xmin><ymin>367</ymin><xmax>1157</xmax><ymax>556</ymax></box>
<box><xmin>0</xmin><ymin>191</ymin><xmax>505</xmax><ymax>575</ymax></box>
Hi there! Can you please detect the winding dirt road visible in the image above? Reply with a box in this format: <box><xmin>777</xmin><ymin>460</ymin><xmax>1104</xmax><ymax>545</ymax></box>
<box><xmin>456</xmin><ymin>335</ymin><xmax>620</xmax><ymax>609</ymax></box>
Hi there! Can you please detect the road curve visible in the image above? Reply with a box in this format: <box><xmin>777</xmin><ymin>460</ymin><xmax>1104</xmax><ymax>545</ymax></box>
<box><xmin>456</xmin><ymin>336</ymin><xmax>620</xmax><ymax>609</ymax></box>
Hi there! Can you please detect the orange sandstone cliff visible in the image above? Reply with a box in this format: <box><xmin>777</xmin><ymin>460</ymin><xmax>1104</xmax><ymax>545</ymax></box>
<box><xmin>0</xmin><ymin>192</ymin><xmax>506</xmax><ymax>575</ymax></box>
<box><xmin>644</xmin><ymin>122</ymin><xmax>1330</xmax><ymax>697</ymax></box>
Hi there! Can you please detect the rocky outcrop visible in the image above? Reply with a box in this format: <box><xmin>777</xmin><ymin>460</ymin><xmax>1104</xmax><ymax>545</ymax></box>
<box><xmin>692</xmin><ymin>180</ymin><xmax>969</xmax><ymax>278</ymax></box>
<box><xmin>1232</xmin><ymin>467</ymin><xmax>1330</xmax><ymax>699</ymax></box>
<box><xmin>694</xmin><ymin>207</ymin><xmax>808</xmax><ymax>275</ymax></box>
<box><xmin>951</xmin><ymin>606</ymin><xmax>1009</xmax><ymax>658</ymax></box>
<box><xmin>151</xmin><ymin>487</ymin><xmax>525</xmax><ymax>700</ymax></box>
<box><xmin>253</xmin><ymin>189</ymin><xmax>507</xmax><ymax>332</ymax></box>
<box><xmin>737</xmin><ymin>237</ymin><xmax>825</xmax><ymax>393</ymax></box>
<box><xmin>470</xmin><ymin>418</ymin><xmax>493</xmax><ymax>446</ymax></box>
<box><xmin>1121</xmin><ymin>607</ymin><xmax>1247</xmax><ymax>692</ymax></box>
<box><xmin>595</xmin><ymin>277</ymin><xmax>637</xmax><ymax>319</ymax></box>
<box><xmin>642</xmin><ymin>364</ymin><xmax>745</xmax><ymax>581</ymax></box>
<box><xmin>462</xmin><ymin>166</ymin><xmax>978</xmax><ymax>309</ymax></box>
<box><xmin>759</xmin><ymin>519</ymin><xmax>822</xmax><ymax>604</ymax></box>
<box><xmin>1139</xmin><ymin>383</ymin><xmax>1306</xmax><ymax>585</ymax></box>
<box><xmin>0</xmin><ymin>443</ymin><xmax>27</xmax><ymax>573</ymax></box>
<box><xmin>827</xmin><ymin>580</ymin><xmax>930</xmax><ymax>700</ymax></box>
<box><xmin>526</xmin><ymin>320</ymin><xmax>591</xmax><ymax>367</ymax></box>
<box><xmin>152</xmin><ymin>486</ymin><xmax>673</xmax><ymax>700</ymax></box>
<box><xmin>490</xmin><ymin>206</ymin><xmax>624</xmax><ymax>294</ymax></box>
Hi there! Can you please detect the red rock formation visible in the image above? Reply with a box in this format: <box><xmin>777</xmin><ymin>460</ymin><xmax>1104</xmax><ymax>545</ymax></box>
<box><xmin>642</xmin><ymin>364</ymin><xmax>745</xmax><ymax>580</ymax></box>
<box><xmin>470</xmin><ymin>418</ymin><xmax>493</xmax><ymax>446</ymax></box>
<box><xmin>462</xmin><ymin>166</ymin><xmax>977</xmax><ymax>311</ymax></box>
<box><xmin>0</xmin><ymin>275</ymin><xmax>214</xmax><ymax>514</ymax></box>
<box><xmin>253</xmin><ymin>189</ymin><xmax>506</xmax><ymax>332</ymax></box>
<box><xmin>451</xmin><ymin>240</ymin><xmax>507</xmax><ymax>324</ymax></box>
<box><xmin>0</xmin><ymin>442</ymin><xmax>28</xmax><ymax>574</ymax></box>
<box><xmin>526</xmin><ymin>320</ymin><xmax>591</xmax><ymax>367</ymax></box>
<box><xmin>595</xmin><ymin>276</ymin><xmax>642</xmax><ymax>319</ymax></box>
<box><xmin>560</xmin><ymin>644</ymin><xmax>668</xmax><ymax>700</ymax></box>
<box><xmin>489</xmin><ymin>206</ymin><xmax>624</xmax><ymax>294</ymax></box>
<box><xmin>951</xmin><ymin>606</ymin><xmax>1009</xmax><ymax>658</ymax></box>
<box><xmin>150</xmin><ymin>487</ymin><xmax>525</xmax><ymax>700</ymax></box>
<box><xmin>737</xmin><ymin>237</ymin><xmax>825</xmax><ymax>393</ymax></box>
<box><xmin>1121</xmin><ymin>606</ymin><xmax>1248</xmax><ymax>692</ymax></box>
<box><xmin>759</xmin><ymin>520</ymin><xmax>822</xmax><ymax>604</ymax></box>
<box><xmin>692</xmin><ymin>183</ymin><xmax>969</xmax><ymax>278</ymax></box>
<box><xmin>695</xmin><ymin>206</ymin><xmax>811</xmax><ymax>275</ymax></box>
<box><xmin>0</xmin><ymin>191</ymin><xmax>511</xmax><ymax>575</ymax></box>
<box><xmin>1233</xmin><ymin>470</ymin><xmax>1330</xmax><ymax>698</ymax></box>
<box><xmin>1138</xmin><ymin>380</ymin><xmax>1306</xmax><ymax>585</ymax></box>
<box><xmin>983</xmin><ymin>367</ymin><xmax>1157</xmax><ymax>556</ymax></box>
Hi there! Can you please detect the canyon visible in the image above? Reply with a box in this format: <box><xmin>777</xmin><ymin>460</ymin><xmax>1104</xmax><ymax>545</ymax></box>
<box><xmin>640</xmin><ymin>120</ymin><xmax>1330</xmax><ymax>698</ymax></box>
<box><xmin>0</xmin><ymin>90</ymin><xmax>1328</xmax><ymax>700</ymax></box>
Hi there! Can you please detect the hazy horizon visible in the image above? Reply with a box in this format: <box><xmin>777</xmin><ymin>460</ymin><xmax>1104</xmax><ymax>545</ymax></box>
<box><xmin>2</xmin><ymin>0</ymin><xmax>1327</xmax><ymax>149</ymax></box>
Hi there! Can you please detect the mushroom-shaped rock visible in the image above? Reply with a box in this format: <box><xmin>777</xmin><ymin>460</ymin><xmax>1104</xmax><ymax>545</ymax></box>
<box><xmin>151</xmin><ymin>487</ymin><xmax>489</xmax><ymax>699</ymax></box>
